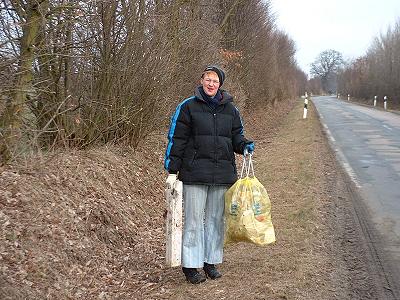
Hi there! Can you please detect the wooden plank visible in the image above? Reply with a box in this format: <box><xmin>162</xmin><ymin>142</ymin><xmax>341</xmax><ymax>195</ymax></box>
<box><xmin>165</xmin><ymin>180</ymin><xmax>183</xmax><ymax>267</ymax></box>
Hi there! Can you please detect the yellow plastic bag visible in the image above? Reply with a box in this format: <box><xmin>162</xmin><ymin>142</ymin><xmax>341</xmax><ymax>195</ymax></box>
<box><xmin>225</xmin><ymin>155</ymin><xmax>276</xmax><ymax>246</ymax></box>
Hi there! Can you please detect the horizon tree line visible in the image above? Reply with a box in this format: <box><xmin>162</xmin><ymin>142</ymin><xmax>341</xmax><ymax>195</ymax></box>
<box><xmin>308</xmin><ymin>17</ymin><xmax>399</xmax><ymax>107</ymax></box>
<box><xmin>337</xmin><ymin>18</ymin><xmax>400</xmax><ymax>108</ymax></box>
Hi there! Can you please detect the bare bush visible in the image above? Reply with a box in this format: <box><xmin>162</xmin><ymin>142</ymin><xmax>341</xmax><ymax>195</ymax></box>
<box><xmin>337</xmin><ymin>18</ymin><xmax>400</xmax><ymax>108</ymax></box>
<box><xmin>0</xmin><ymin>0</ymin><xmax>306</xmax><ymax>164</ymax></box>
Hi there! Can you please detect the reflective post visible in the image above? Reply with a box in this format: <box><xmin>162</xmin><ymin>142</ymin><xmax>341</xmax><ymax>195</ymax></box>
<box><xmin>303</xmin><ymin>92</ymin><xmax>308</xmax><ymax>119</ymax></box>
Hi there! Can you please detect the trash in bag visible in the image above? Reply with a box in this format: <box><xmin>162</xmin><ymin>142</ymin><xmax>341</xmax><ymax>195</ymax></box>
<box><xmin>224</xmin><ymin>154</ymin><xmax>276</xmax><ymax>246</ymax></box>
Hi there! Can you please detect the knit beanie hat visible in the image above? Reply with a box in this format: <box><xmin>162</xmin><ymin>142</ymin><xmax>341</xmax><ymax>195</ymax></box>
<box><xmin>202</xmin><ymin>65</ymin><xmax>225</xmax><ymax>86</ymax></box>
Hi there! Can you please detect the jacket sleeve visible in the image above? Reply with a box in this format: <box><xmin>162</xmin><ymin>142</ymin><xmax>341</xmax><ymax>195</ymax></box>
<box><xmin>164</xmin><ymin>102</ymin><xmax>191</xmax><ymax>173</ymax></box>
<box><xmin>232</xmin><ymin>106</ymin><xmax>252</xmax><ymax>154</ymax></box>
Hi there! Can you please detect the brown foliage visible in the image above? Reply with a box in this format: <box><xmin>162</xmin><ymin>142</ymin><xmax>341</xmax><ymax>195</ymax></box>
<box><xmin>0</xmin><ymin>0</ymin><xmax>307</xmax><ymax>163</ymax></box>
<box><xmin>337</xmin><ymin>18</ymin><xmax>400</xmax><ymax>108</ymax></box>
<box><xmin>0</xmin><ymin>139</ymin><xmax>167</xmax><ymax>299</ymax></box>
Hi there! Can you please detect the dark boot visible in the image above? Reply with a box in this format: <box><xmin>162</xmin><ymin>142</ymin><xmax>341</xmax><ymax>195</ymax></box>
<box><xmin>182</xmin><ymin>267</ymin><xmax>206</xmax><ymax>284</ymax></box>
<box><xmin>203</xmin><ymin>263</ymin><xmax>222</xmax><ymax>279</ymax></box>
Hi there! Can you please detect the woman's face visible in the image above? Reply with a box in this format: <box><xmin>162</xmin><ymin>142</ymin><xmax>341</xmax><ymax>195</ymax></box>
<box><xmin>201</xmin><ymin>71</ymin><xmax>220</xmax><ymax>97</ymax></box>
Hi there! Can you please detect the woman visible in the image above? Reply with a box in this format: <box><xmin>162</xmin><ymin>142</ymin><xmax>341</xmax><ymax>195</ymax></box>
<box><xmin>164</xmin><ymin>65</ymin><xmax>254</xmax><ymax>284</ymax></box>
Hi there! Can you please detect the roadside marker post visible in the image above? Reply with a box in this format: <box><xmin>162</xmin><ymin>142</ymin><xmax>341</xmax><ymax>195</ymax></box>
<box><xmin>165</xmin><ymin>181</ymin><xmax>183</xmax><ymax>267</ymax></box>
<box><xmin>384</xmin><ymin>96</ymin><xmax>387</xmax><ymax>110</ymax></box>
<box><xmin>303</xmin><ymin>92</ymin><xmax>308</xmax><ymax>119</ymax></box>
<box><xmin>374</xmin><ymin>95</ymin><xmax>377</xmax><ymax>107</ymax></box>
<box><xmin>347</xmin><ymin>94</ymin><xmax>350</xmax><ymax>101</ymax></box>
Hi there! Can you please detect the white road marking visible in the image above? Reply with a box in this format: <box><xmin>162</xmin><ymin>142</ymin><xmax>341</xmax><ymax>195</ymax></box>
<box><xmin>335</xmin><ymin>147</ymin><xmax>362</xmax><ymax>188</ymax></box>
<box><xmin>323</xmin><ymin>124</ymin><xmax>336</xmax><ymax>142</ymax></box>
<box><xmin>321</xmin><ymin>122</ymin><xmax>360</xmax><ymax>188</ymax></box>
<box><xmin>383</xmin><ymin>124</ymin><xmax>393</xmax><ymax>131</ymax></box>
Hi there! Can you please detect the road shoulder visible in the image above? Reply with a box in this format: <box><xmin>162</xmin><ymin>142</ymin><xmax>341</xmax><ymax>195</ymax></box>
<box><xmin>163</xmin><ymin>99</ymin><xmax>382</xmax><ymax>299</ymax></box>
<box><xmin>0</xmin><ymin>99</ymin><xmax>387</xmax><ymax>299</ymax></box>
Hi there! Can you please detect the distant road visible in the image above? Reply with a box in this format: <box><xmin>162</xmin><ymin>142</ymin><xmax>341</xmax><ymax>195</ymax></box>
<box><xmin>312</xmin><ymin>96</ymin><xmax>400</xmax><ymax>297</ymax></box>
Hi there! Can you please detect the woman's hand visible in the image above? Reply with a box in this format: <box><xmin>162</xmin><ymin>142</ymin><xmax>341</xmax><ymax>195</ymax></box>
<box><xmin>166</xmin><ymin>173</ymin><xmax>178</xmax><ymax>189</ymax></box>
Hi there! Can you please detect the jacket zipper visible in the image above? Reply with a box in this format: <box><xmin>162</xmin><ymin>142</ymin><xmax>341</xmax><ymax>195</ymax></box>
<box><xmin>213</xmin><ymin>112</ymin><xmax>217</xmax><ymax>184</ymax></box>
<box><xmin>191</xmin><ymin>150</ymin><xmax>197</xmax><ymax>165</ymax></box>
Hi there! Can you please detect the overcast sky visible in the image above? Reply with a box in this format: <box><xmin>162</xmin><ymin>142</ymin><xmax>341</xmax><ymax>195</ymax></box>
<box><xmin>270</xmin><ymin>0</ymin><xmax>400</xmax><ymax>75</ymax></box>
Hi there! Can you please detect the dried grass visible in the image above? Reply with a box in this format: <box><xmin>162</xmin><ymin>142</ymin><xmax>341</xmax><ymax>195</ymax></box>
<box><xmin>1</xmin><ymin>135</ymin><xmax>168</xmax><ymax>299</ymax></box>
<box><xmin>1</xmin><ymin>99</ymin><xmax>375</xmax><ymax>299</ymax></box>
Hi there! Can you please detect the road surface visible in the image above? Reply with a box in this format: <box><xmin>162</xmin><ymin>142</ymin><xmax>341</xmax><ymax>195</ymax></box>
<box><xmin>312</xmin><ymin>96</ymin><xmax>400</xmax><ymax>298</ymax></box>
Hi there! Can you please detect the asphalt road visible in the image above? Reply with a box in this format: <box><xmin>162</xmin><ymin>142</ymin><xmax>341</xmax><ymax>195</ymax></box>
<box><xmin>312</xmin><ymin>96</ymin><xmax>400</xmax><ymax>296</ymax></box>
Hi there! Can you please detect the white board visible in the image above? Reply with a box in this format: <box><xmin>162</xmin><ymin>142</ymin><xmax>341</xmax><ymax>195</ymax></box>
<box><xmin>165</xmin><ymin>180</ymin><xmax>183</xmax><ymax>267</ymax></box>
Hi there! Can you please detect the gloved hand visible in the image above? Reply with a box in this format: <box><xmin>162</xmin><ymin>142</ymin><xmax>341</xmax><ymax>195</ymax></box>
<box><xmin>166</xmin><ymin>173</ymin><xmax>178</xmax><ymax>189</ymax></box>
<box><xmin>244</xmin><ymin>142</ymin><xmax>255</xmax><ymax>155</ymax></box>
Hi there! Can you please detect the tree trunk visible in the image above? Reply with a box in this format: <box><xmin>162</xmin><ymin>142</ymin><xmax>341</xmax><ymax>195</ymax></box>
<box><xmin>0</xmin><ymin>0</ymin><xmax>48</xmax><ymax>164</ymax></box>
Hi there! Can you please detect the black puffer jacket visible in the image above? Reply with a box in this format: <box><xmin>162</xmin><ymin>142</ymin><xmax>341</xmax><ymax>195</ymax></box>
<box><xmin>164</xmin><ymin>86</ymin><xmax>252</xmax><ymax>185</ymax></box>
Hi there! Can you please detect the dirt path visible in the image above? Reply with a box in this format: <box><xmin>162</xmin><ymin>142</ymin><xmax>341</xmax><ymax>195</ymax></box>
<box><xmin>1</xmin><ymin>99</ymin><xmax>385</xmax><ymax>299</ymax></box>
<box><xmin>158</xmin><ymin>100</ymin><xmax>383</xmax><ymax>299</ymax></box>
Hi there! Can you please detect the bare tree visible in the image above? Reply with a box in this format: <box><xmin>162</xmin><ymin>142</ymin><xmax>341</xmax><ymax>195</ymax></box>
<box><xmin>1</xmin><ymin>0</ymin><xmax>307</xmax><ymax>165</ymax></box>
<box><xmin>310</xmin><ymin>49</ymin><xmax>344</xmax><ymax>93</ymax></box>
<box><xmin>337</xmin><ymin>18</ymin><xmax>400</xmax><ymax>108</ymax></box>
<box><xmin>0</xmin><ymin>0</ymin><xmax>49</xmax><ymax>163</ymax></box>
<box><xmin>218</xmin><ymin>0</ymin><xmax>305</xmax><ymax>107</ymax></box>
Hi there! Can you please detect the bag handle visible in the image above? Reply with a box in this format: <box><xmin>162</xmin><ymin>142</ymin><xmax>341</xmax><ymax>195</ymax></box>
<box><xmin>240</xmin><ymin>153</ymin><xmax>255</xmax><ymax>178</ymax></box>
<box><xmin>246</xmin><ymin>154</ymin><xmax>255</xmax><ymax>177</ymax></box>
<box><xmin>240</xmin><ymin>154</ymin><xmax>247</xmax><ymax>178</ymax></box>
